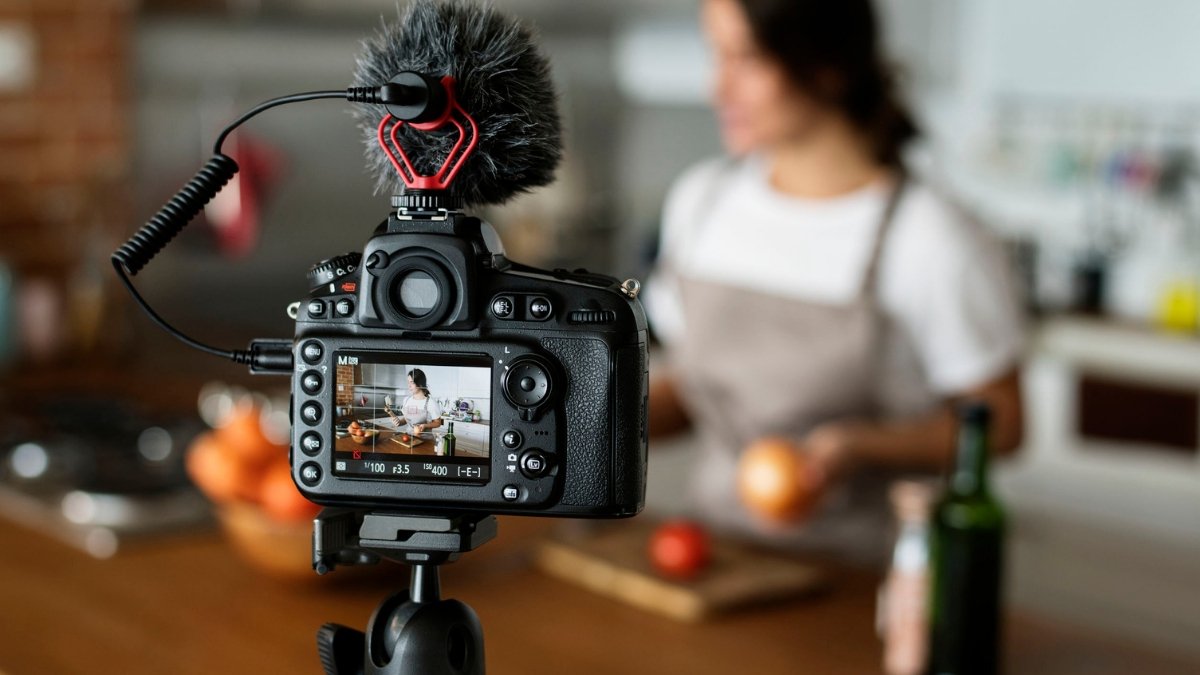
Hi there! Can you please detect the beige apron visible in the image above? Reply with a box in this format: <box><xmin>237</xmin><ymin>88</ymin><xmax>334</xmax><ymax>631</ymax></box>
<box><xmin>670</xmin><ymin>169</ymin><xmax>907</xmax><ymax>564</ymax></box>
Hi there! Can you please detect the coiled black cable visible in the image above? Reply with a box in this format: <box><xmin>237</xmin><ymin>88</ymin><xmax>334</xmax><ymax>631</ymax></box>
<box><xmin>112</xmin><ymin>83</ymin><xmax>444</xmax><ymax>365</ymax></box>
<box><xmin>111</xmin><ymin>90</ymin><xmax>347</xmax><ymax>363</ymax></box>
<box><xmin>110</xmin><ymin>154</ymin><xmax>242</xmax><ymax>360</ymax></box>
<box><xmin>112</xmin><ymin>154</ymin><xmax>238</xmax><ymax>277</ymax></box>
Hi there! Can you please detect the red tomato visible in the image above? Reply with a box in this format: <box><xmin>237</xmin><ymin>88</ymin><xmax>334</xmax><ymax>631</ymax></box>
<box><xmin>648</xmin><ymin>520</ymin><xmax>711</xmax><ymax>580</ymax></box>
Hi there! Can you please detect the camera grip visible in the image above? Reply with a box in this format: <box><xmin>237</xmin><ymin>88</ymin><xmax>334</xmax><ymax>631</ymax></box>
<box><xmin>540</xmin><ymin>337</ymin><xmax>610</xmax><ymax>507</ymax></box>
<box><xmin>612</xmin><ymin>343</ymin><xmax>648</xmax><ymax>510</ymax></box>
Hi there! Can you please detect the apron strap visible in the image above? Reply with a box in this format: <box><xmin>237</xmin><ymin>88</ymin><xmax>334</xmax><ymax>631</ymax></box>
<box><xmin>858</xmin><ymin>171</ymin><xmax>908</xmax><ymax>299</ymax></box>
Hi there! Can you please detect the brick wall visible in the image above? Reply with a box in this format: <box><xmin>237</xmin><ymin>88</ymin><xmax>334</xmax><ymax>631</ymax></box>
<box><xmin>0</xmin><ymin>0</ymin><xmax>133</xmax><ymax>275</ymax></box>
<box><xmin>335</xmin><ymin>364</ymin><xmax>355</xmax><ymax>406</ymax></box>
<box><xmin>0</xmin><ymin>0</ymin><xmax>134</xmax><ymax>365</ymax></box>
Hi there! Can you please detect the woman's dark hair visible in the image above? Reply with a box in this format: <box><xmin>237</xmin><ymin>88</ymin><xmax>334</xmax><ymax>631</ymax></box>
<box><xmin>734</xmin><ymin>0</ymin><xmax>918</xmax><ymax>166</ymax></box>
<box><xmin>408</xmin><ymin>368</ymin><xmax>431</xmax><ymax>397</ymax></box>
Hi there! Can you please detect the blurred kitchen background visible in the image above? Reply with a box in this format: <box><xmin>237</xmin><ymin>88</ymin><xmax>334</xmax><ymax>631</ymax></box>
<box><xmin>2</xmin><ymin>0</ymin><xmax>1199</xmax><ymax>670</ymax></box>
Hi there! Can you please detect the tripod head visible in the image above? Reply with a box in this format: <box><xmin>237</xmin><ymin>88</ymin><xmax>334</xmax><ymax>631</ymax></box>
<box><xmin>314</xmin><ymin>510</ymin><xmax>497</xmax><ymax>675</ymax></box>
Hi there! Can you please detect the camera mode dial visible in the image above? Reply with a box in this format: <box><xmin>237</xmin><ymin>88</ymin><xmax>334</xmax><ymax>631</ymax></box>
<box><xmin>307</xmin><ymin>253</ymin><xmax>362</xmax><ymax>291</ymax></box>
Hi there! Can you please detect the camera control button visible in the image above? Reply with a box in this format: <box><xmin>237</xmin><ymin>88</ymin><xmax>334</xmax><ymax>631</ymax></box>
<box><xmin>501</xmin><ymin>429</ymin><xmax>523</xmax><ymax>449</ymax></box>
<box><xmin>503</xmin><ymin>360</ymin><xmax>551</xmax><ymax>408</ymax></box>
<box><xmin>365</xmin><ymin>251</ymin><xmax>389</xmax><ymax>270</ymax></box>
<box><xmin>335</xmin><ymin>298</ymin><xmax>355</xmax><ymax>317</ymax></box>
<box><xmin>520</xmin><ymin>450</ymin><xmax>549</xmax><ymax>478</ymax></box>
<box><xmin>491</xmin><ymin>295</ymin><xmax>515</xmax><ymax>318</ymax></box>
<box><xmin>301</xmin><ymin>371</ymin><xmax>323</xmax><ymax>395</ymax></box>
<box><xmin>300</xmin><ymin>402</ymin><xmax>322</xmax><ymax>426</ymax></box>
<box><xmin>301</xmin><ymin>341</ymin><xmax>323</xmax><ymax>364</ymax></box>
<box><xmin>300</xmin><ymin>462</ymin><xmax>322</xmax><ymax>486</ymax></box>
<box><xmin>300</xmin><ymin>432</ymin><xmax>322</xmax><ymax>456</ymax></box>
<box><xmin>529</xmin><ymin>296</ymin><xmax>552</xmax><ymax>320</ymax></box>
<box><xmin>568</xmin><ymin>309</ymin><xmax>616</xmax><ymax>324</ymax></box>
<box><xmin>307</xmin><ymin>300</ymin><xmax>326</xmax><ymax>317</ymax></box>
<box><xmin>502</xmin><ymin>485</ymin><xmax>520</xmax><ymax>502</ymax></box>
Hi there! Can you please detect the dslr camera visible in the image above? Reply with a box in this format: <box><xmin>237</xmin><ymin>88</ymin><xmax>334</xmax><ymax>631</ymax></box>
<box><xmin>287</xmin><ymin>195</ymin><xmax>648</xmax><ymax>518</ymax></box>
<box><xmin>112</xmin><ymin>4</ymin><xmax>650</xmax><ymax>670</ymax></box>
<box><xmin>113</xmin><ymin>5</ymin><xmax>649</xmax><ymax>521</ymax></box>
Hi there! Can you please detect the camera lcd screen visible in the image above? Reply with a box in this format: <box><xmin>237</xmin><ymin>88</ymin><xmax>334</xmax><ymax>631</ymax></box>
<box><xmin>331</xmin><ymin>351</ymin><xmax>491</xmax><ymax>484</ymax></box>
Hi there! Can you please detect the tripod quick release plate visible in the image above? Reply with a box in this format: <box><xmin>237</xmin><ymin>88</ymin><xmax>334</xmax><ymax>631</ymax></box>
<box><xmin>313</xmin><ymin>509</ymin><xmax>498</xmax><ymax>573</ymax></box>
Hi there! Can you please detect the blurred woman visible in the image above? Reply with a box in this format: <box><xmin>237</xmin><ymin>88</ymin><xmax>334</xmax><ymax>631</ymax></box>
<box><xmin>646</xmin><ymin>0</ymin><xmax>1025</xmax><ymax>561</ymax></box>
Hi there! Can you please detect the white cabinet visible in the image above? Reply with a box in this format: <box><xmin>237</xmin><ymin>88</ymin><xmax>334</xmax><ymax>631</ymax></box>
<box><xmin>446</xmin><ymin>421</ymin><xmax>488</xmax><ymax>444</ymax></box>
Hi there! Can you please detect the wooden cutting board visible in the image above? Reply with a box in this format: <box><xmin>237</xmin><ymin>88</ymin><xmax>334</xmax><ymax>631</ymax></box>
<box><xmin>535</xmin><ymin>520</ymin><xmax>825</xmax><ymax>622</ymax></box>
<box><xmin>388</xmin><ymin>434</ymin><xmax>425</xmax><ymax>449</ymax></box>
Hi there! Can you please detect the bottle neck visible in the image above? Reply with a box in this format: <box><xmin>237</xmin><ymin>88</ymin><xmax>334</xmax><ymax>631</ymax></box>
<box><xmin>951</xmin><ymin>419</ymin><xmax>990</xmax><ymax>496</ymax></box>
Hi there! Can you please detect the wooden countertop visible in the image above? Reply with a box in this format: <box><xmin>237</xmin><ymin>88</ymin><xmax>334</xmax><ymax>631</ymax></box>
<box><xmin>1</xmin><ymin>514</ymin><xmax>1195</xmax><ymax>675</ymax></box>
<box><xmin>334</xmin><ymin>431</ymin><xmax>487</xmax><ymax>458</ymax></box>
<box><xmin>2</xmin><ymin>364</ymin><xmax>1195</xmax><ymax>674</ymax></box>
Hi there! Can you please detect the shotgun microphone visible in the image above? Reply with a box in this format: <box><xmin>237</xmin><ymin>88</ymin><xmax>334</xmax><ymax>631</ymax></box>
<box><xmin>352</xmin><ymin>0</ymin><xmax>563</xmax><ymax>207</ymax></box>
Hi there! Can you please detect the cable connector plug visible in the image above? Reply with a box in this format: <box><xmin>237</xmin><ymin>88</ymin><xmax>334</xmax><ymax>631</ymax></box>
<box><xmin>238</xmin><ymin>338</ymin><xmax>294</xmax><ymax>375</ymax></box>
<box><xmin>345</xmin><ymin>72</ymin><xmax>449</xmax><ymax>124</ymax></box>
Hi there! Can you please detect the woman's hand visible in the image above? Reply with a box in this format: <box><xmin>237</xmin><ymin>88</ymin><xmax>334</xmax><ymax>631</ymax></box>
<box><xmin>412</xmin><ymin>423</ymin><xmax>426</xmax><ymax>435</ymax></box>
<box><xmin>649</xmin><ymin>373</ymin><xmax>691</xmax><ymax>439</ymax></box>
<box><xmin>799</xmin><ymin>422</ymin><xmax>861</xmax><ymax>491</ymax></box>
<box><xmin>736</xmin><ymin>425</ymin><xmax>857</xmax><ymax>524</ymax></box>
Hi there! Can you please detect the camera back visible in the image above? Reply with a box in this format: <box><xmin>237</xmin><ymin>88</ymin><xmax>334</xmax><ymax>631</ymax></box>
<box><xmin>290</xmin><ymin>210</ymin><xmax>648</xmax><ymax>518</ymax></box>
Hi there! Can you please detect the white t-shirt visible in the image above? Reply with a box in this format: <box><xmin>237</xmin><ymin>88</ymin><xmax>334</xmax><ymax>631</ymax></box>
<box><xmin>400</xmin><ymin>395</ymin><xmax>442</xmax><ymax>427</ymax></box>
<box><xmin>646</xmin><ymin>156</ymin><xmax>1025</xmax><ymax>418</ymax></box>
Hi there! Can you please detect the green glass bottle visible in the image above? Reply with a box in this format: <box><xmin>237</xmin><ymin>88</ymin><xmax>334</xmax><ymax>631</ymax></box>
<box><xmin>928</xmin><ymin>402</ymin><xmax>1005</xmax><ymax>675</ymax></box>
<box><xmin>443</xmin><ymin>421</ymin><xmax>456</xmax><ymax>457</ymax></box>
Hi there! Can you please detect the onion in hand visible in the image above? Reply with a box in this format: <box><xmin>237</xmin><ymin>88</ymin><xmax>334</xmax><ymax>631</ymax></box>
<box><xmin>737</xmin><ymin>438</ymin><xmax>820</xmax><ymax>523</ymax></box>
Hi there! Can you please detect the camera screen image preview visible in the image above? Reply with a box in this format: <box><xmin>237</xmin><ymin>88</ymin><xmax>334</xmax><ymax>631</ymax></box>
<box><xmin>333</xmin><ymin>352</ymin><xmax>491</xmax><ymax>484</ymax></box>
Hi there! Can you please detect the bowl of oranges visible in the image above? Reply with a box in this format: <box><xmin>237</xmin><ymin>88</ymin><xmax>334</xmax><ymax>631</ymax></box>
<box><xmin>345</xmin><ymin>420</ymin><xmax>380</xmax><ymax>444</ymax></box>
<box><xmin>187</xmin><ymin>385</ymin><xmax>321</xmax><ymax>581</ymax></box>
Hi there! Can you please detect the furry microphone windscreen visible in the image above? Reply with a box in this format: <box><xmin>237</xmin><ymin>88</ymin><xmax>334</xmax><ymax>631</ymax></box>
<box><xmin>353</xmin><ymin>0</ymin><xmax>563</xmax><ymax>207</ymax></box>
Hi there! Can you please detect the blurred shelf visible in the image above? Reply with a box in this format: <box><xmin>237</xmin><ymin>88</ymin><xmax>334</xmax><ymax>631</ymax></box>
<box><xmin>1035</xmin><ymin>314</ymin><xmax>1200</xmax><ymax>386</ymax></box>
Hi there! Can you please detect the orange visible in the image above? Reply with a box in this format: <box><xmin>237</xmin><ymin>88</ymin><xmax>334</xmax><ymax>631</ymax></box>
<box><xmin>259</xmin><ymin>461</ymin><xmax>321</xmax><ymax>523</ymax></box>
<box><xmin>186</xmin><ymin>431</ymin><xmax>266</xmax><ymax>504</ymax></box>
<box><xmin>215</xmin><ymin>403</ymin><xmax>284</xmax><ymax>466</ymax></box>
